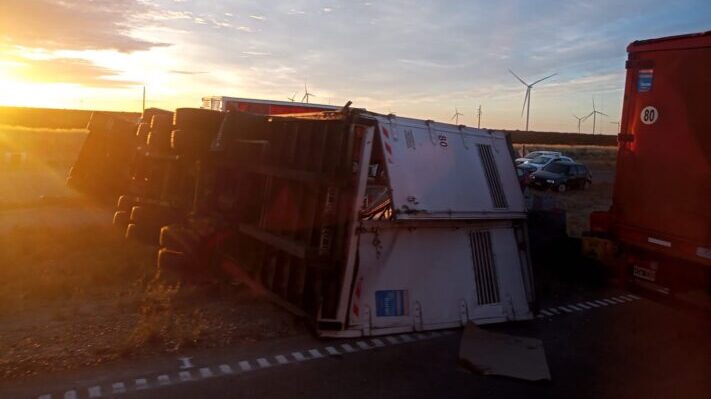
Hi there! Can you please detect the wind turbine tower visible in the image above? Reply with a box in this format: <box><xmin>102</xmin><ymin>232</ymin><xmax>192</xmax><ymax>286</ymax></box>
<box><xmin>509</xmin><ymin>69</ymin><xmax>557</xmax><ymax>131</ymax></box>
<box><xmin>572</xmin><ymin>113</ymin><xmax>588</xmax><ymax>133</ymax></box>
<box><xmin>586</xmin><ymin>98</ymin><xmax>608</xmax><ymax>135</ymax></box>
<box><xmin>451</xmin><ymin>107</ymin><xmax>464</xmax><ymax>125</ymax></box>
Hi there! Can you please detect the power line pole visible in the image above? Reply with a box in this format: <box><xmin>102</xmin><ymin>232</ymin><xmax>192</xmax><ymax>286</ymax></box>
<box><xmin>476</xmin><ymin>105</ymin><xmax>482</xmax><ymax>128</ymax></box>
<box><xmin>142</xmin><ymin>86</ymin><xmax>146</xmax><ymax>113</ymax></box>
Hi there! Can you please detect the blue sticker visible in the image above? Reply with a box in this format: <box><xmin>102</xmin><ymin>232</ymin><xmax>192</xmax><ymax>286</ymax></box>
<box><xmin>638</xmin><ymin>69</ymin><xmax>653</xmax><ymax>92</ymax></box>
<box><xmin>375</xmin><ymin>290</ymin><xmax>408</xmax><ymax>317</ymax></box>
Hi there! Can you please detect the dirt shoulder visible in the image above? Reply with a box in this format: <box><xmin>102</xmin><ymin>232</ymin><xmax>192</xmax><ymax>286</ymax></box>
<box><xmin>0</xmin><ymin>210</ymin><xmax>304</xmax><ymax>381</ymax></box>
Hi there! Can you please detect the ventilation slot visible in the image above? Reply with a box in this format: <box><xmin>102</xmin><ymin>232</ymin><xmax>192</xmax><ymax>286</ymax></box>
<box><xmin>477</xmin><ymin>144</ymin><xmax>508</xmax><ymax>209</ymax></box>
<box><xmin>470</xmin><ymin>230</ymin><xmax>500</xmax><ymax>305</ymax></box>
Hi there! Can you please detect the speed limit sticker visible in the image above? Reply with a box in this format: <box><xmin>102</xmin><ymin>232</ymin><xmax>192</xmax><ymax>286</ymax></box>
<box><xmin>640</xmin><ymin>106</ymin><xmax>658</xmax><ymax>125</ymax></box>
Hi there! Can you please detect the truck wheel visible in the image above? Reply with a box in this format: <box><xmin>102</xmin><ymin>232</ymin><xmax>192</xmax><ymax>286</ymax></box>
<box><xmin>125</xmin><ymin>223</ymin><xmax>159</xmax><ymax>244</ymax></box>
<box><xmin>136</xmin><ymin>122</ymin><xmax>151</xmax><ymax>146</ymax></box>
<box><xmin>116</xmin><ymin>194</ymin><xmax>137</xmax><ymax>211</ymax></box>
<box><xmin>113</xmin><ymin>211</ymin><xmax>130</xmax><ymax>229</ymax></box>
<box><xmin>150</xmin><ymin>113</ymin><xmax>173</xmax><ymax>133</ymax></box>
<box><xmin>130</xmin><ymin>205</ymin><xmax>176</xmax><ymax>226</ymax></box>
<box><xmin>158</xmin><ymin>248</ymin><xmax>189</xmax><ymax>272</ymax></box>
<box><xmin>557</xmin><ymin>183</ymin><xmax>567</xmax><ymax>193</ymax></box>
<box><xmin>159</xmin><ymin>224</ymin><xmax>200</xmax><ymax>253</ymax></box>
<box><xmin>170</xmin><ymin>129</ymin><xmax>197</xmax><ymax>156</ymax></box>
<box><xmin>146</xmin><ymin>130</ymin><xmax>172</xmax><ymax>152</ymax></box>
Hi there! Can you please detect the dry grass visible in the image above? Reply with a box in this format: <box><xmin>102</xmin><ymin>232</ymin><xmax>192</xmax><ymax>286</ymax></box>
<box><xmin>0</xmin><ymin>222</ymin><xmax>301</xmax><ymax>380</ymax></box>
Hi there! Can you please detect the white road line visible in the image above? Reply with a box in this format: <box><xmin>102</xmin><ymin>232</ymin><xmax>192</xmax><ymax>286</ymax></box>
<box><xmin>274</xmin><ymin>355</ymin><xmax>289</xmax><ymax>365</ymax></box>
<box><xmin>385</xmin><ymin>336</ymin><xmax>400</xmax><ymax>344</ymax></box>
<box><xmin>178</xmin><ymin>371</ymin><xmax>192</xmax><ymax>381</ymax></box>
<box><xmin>292</xmin><ymin>352</ymin><xmax>307</xmax><ymax>361</ymax></box>
<box><xmin>576</xmin><ymin>302</ymin><xmax>591</xmax><ymax>309</ymax></box>
<box><xmin>585</xmin><ymin>301</ymin><xmax>600</xmax><ymax>307</ymax></box>
<box><xmin>88</xmin><ymin>385</ymin><xmax>102</xmax><ymax>398</ymax></box>
<box><xmin>547</xmin><ymin>307</ymin><xmax>560</xmax><ymax>314</ymax></box>
<box><xmin>594</xmin><ymin>300</ymin><xmax>609</xmax><ymax>306</ymax></box>
<box><xmin>567</xmin><ymin>304</ymin><xmax>583</xmax><ymax>311</ymax></box>
<box><xmin>325</xmin><ymin>346</ymin><xmax>340</xmax><ymax>355</ymax></box>
<box><xmin>356</xmin><ymin>340</ymin><xmax>371</xmax><ymax>350</ymax></box>
<box><xmin>157</xmin><ymin>374</ymin><xmax>171</xmax><ymax>385</ymax></box>
<box><xmin>415</xmin><ymin>333</ymin><xmax>428</xmax><ymax>340</ymax></box>
<box><xmin>400</xmin><ymin>334</ymin><xmax>415</xmax><ymax>342</ymax></box>
<box><xmin>135</xmin><ymin>378</ymin><xmax>148</xmax><ymax>389</ymax></box>
<box><xmin>238</xmin><ymin>360</ymin><xmax>253</xmax><ymax>371</ymax></box>
<box><xmin>111</xmin><ymin>382</ymin><xmax>126</xmax><ymax>394</ymax></box>
<box><xmin>429</xmin><ymin>331</ymin><xmax>442</xmax><ymax>337</ymax></box>
<box><xmin>627</xmin><ymin>294</ymin><xmax>641</xmax><ymax>300</ymax></box>
<box><xmin>536</xmin><ymin>314</ymin><xmax>545</xmax><ymax>319</ymax></box>
<box><xmin>614</xmin><ymin>296</ymin><xmax>631</xmax><ymax>302</ymax></box>
<box><xmin>257</xmin><ymin>357</ymin><xmax>271</xmax><ymax>368</ymax></box>
<box><xmin>540</xmin><ymin>309</ymin><xmax>554</xmax><ymax>316</ymax></box>
<box><xmin>308</xmin><ymin>349</ymin><xmax>324</xmax><ymax>358</ymax></box>
<box><xmin>64</xmin><ymin>391</ymin><xmax>77</xmax><ymax>399</ymax></box>
<box><xmin>557</xmin><ymin>306</ymin><xmax>574</xmax><ymax>313</ymax></box>
<box><xmin>218</xmin><ymin>364</ymin><xmax>233</xmax><ymax>374</ymax></box>
<box><xmin>199</xmin><ymin>367</ymin><xmax>214</xmax><ymax>378</ymax></box>
<box><xmin>607</xmin><ymin>297</ymin><xmax>624</xmax><ymax>304</ymax></box>
<box><xmin>602</xmin><ymin>299</ymin><xmax>617</xmax><ymax>305</ymax></box>
<box><xmin>178</xmin><ymin>356</ymin><xmax>194</xmax><ymax>369</ymax></box>
<box><xmin>371</xmin><ymin>338</ymin><xmax>385</xmax><ymax>347</ymax></box>
<box><xmin>340</xmin><ymin>343</ymin><xmax>356</xmax><ymax>352</ymax></box>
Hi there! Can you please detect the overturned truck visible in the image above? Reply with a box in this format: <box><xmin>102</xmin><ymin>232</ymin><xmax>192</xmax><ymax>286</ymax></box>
<box><xmin>72</xmin><ymin>105</ymin><xmax>536</xmax><ymax>337</ymax></box>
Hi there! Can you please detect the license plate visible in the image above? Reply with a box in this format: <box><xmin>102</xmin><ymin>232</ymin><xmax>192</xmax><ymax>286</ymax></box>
<box><xmin>632</xmin><ymin>265</ymin><xmax>656</xmax><ymax>282</ymax></box>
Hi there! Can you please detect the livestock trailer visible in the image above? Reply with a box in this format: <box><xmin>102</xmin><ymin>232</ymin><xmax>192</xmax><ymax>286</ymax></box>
<box><xmin>160</xmin><ymin>109</ymin><xmax>535</xmax><ymax>337</ymax></box>
<box><xmin>585</xmin><ymin>32</ymin><xmax>711</xmax><ymax>301</ymax></box>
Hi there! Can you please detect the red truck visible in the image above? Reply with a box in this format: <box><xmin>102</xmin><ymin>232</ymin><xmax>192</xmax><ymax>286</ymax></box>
<box><xmin>585</xmin><ymin>32</ymin><xmax>711</xmax><ymax>304</ymax></box>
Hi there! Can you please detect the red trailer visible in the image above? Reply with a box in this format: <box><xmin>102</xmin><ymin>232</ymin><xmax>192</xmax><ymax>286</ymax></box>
<box><xmin>586</xmin><ymin>32</ymin><xmax>711</xmax><ymax>302</ymax></box>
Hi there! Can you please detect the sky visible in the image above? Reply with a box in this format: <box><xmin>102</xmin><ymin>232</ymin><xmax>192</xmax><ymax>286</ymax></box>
<box><xmin>0</xmin><ymin>1</ymin><xmax>709</xmax><ymax>134</ymax></box>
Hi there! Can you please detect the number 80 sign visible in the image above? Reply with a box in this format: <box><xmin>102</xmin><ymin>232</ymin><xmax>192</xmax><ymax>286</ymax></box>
<box><xmin>640</xmin><ymin>106</ymin><xmax>658</xmax><ymax>125</ymax></box>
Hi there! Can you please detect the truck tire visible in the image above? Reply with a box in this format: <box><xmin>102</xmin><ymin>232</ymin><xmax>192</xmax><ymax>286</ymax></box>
<box><xmin>116</xmin><ymin>194</ymin><xmax>137</xmax><ymax>212</ymax></box>
<box><xmin>151</xmin><ymin>113</ymin><xmax>173</xmax><ymax>133</ymax></box>
<box><xmin>136</xmin><ymin>122</ymin><xmax>151</xmax><ymax>146</ymax></box>
<box><xmin>146</xmin><ymin>130</ymin><xmax>172</xmax><ymax>152</ymax></box>
<box><xmin>159</xmin><ymin>224</ymin><xmax>200</xmax><ymax>253</ymax></box>
<box><xmin>170</xmin><ymin>129</ymin><xmax>197</xmax><ymax>156</ymax></box>
<box><xmin>173</xmin><ymin>108</ymin><xmax>224</xmax><ymax>132</ymax></box>
<box><xmin>113</xmin><ymin>210</ymin><xmax>129</xmax><ymax>229</ymax></box>
<box><xmin>157</xmin><ymin>248</ymin><xmax>189</xmax><ymax>272</ymax></box>
<box><xmin>130</xmin><ymin>205</ymin><xmax>176</xmax><ymax>226</ymax></box>
<box><xmin>125</xmin><ymin>223</ymin><xmax>160</xmax><ymax>244</ymax></box>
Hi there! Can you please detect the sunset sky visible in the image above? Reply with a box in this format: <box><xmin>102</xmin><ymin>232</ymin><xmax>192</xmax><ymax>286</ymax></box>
<box><xmin>0</xmin><ymin>0</ymin><xmax>708</xmax><ymax>133</ymax></box>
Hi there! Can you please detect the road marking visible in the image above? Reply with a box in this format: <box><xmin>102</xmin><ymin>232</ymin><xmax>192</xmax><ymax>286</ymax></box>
<box><xmin>238</xmin><ymin>360</ymin><xmax>253</xmax><ymax>371</ymax></box>
<box><xmin>594</xmin><ymin>300</ymin><xmax>609</xmax><ymax>306</ymax></box>
<box><xmin>627</xmin><ymin>294</ymin><xmax>640</xmax><ymax>300</ymax></box>
<box><xmin>179</xmin><ymin>371</ymin><xmax>192</xmax><ymax>381</ymax></box>
<box><xmin>274</xmin><ymin>355</ymin><xmax>289</xmax><ymax>364</ymax></box>
<box><xmin>371</xmin><ymin>338</ymin><xmax>385</xmax><ymax>347</ymax></box>
<box><xmin>292</xmin><ymin>351</ymin><xmax>307</xmax><ymax>361</ymax></box>
<box><xmin>429</xmin><ymin>331</ymin><xmax>442</xmax><ymax>337</ymax></box>
<box><xmin>585</xmin><ymin>301</ymin><xmax>600</xmax><ymax>307</ymax></box>
<box><xmin>88</xmin><ymin>385</ymin><xmax>102</xmax><ymax>398</ymax></box>
<box><xmin>112</xmin><ymin>382</ymin><xmax>126</xmax><ymax>394</ymax></box>
<box><xmin>540</xmin><ymin>309</ymin><xmax>554</xmax><ymax>316</ymax></box>
<box><xmin>64</xmin><ymin>391</ymin><xmax>77</xmax><ymax>399</ymax></box>
<box><xmin>178</xmin><ymin>356</ymin><xmax>194</xmax><ymax>369</ymax></box>
<box><xmin>325</xmin><ymin>346</ymin><xmax>340</xmax><ymax>355</ymax></box>
<box><xmin>400</xmin><ymin>334</ymin><xmax>415</xmax><ymax>342</ymax></box>
<box><xmin>385</xmin><ymin>336</ymin><xmax>400</xmax><ymax>344</ymax></box>
<box><xmin>575</xmin><ymin>302</ymin><xmax>591</xmax><ymax>309</ymax></box>
<box><xmin>157</xmin><ymin>374</ymin><xmax>171</xmax><ymax>385</ymax></box>
<box><xmin>218</xmin><ymin>364</ymin><xmax>233</xmax><ymax>374</ymax></box>
<box><xmin>257</xmin><ymin>357</ymin><xmax>272</xmax><ymax>368</ymax></box>
<box><xmin>567</xmin><ymin>304</ymin><xmax>583</xmax><ymax>311</ymax></box>
<box><xmin>308</xmin><ymin>348</ymin><xmax>324</xmax><ymax>358</ymax></box>
<box><xmin>602</xmin><ymin>299</ymin><xmax>617</xmax><ymax>305</ymax></box>
<box><xmin>356</xmin><ymin>340</ymin><xmax>371</xmax><ymax>350</ymax></box>
<box><xmin>199</xmin><ymin>367</ymin><xmax>214</xmax><ymax>378</ymax></box>
<box><xmin>415</xmin><ymin>333</ymin><xmax>428</xmax><ymax>340</ymax></box>
<box><xmin>135</xmin><ymin>378</ymin><xmax>148</xmax><ymax>389</ymax></box>
<box><xmin>557</xmin><ymin>306</ymin><xmax>574</xmax><ymax>313</ymax></box>
<box><xmin>340</xmin><ymin>343</ymin><xmax>356</xmax><ymax>352</ymax></box>
<box><xmin>548</xmin><ymin>307</ymin><xmax>560</xmax><ymax>314</ymax></box>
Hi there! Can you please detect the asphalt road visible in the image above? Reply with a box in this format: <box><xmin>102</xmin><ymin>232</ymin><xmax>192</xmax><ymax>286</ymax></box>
<box><xmin>5</xmin><ymin>287</ymin><xmax>709</xmax><ymax>399</ymax></box>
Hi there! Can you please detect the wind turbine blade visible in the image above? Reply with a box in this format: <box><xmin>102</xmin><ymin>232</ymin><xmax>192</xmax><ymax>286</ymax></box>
<box><xmin>508</xmin><ymin>69</ymin><xmax>528</xmax><ymax>86</ymax></box>
<box><xmin>572</xmin><ymin>113</ymin><xmax>580</xmax><ymax>120</ymax></box>
<box><xmin>592</xmin><ymin>97</ymin><xmax>596</xmax><ymax>111</ymax></box>
<box><xmin>582</xmin><ymin>112</ymin><xmax>593</xmax><ymax>121</ymax></box>
<box><xmin>598</xmin><ymin>111</ymin><xmax>609</xmax><ymax>117</ymax></box>
<box><xmin>521</xmin><ymin>88</ymin><xmax>530</xmax><ymax>117</ymax></box>
<box><xmin>301</xmin><ymin>94</ymin><xmax>307</xmax><ymax>102</ymax></box>
<box><xmin>531</xmin><ymin>73</ymin><xmax>557</xmax><ymax>86</ymax></box>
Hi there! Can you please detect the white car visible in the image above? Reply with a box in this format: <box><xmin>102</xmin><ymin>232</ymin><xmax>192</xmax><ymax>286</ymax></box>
<box><xmin>515</xmin><ymin>150</ymin><xmax>562</xmax><ymax>165</ymax></box>
<box><xmin>520</xmin><ymin>155</ymin><xmax>575</xmax><ymax>172</ymax></box>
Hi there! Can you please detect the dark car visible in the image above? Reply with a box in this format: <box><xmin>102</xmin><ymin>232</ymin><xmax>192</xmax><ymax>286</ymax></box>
<box><xmin>528</xmin><ymin>161</ymin><xmax>591</xmax><ymax>192</ymax></box>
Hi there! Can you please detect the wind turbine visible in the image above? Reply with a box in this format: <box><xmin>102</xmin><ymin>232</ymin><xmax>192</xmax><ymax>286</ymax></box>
<box><xmin>301</xmin><ymin>83</ymin><xmax>315</xmax><ymax>103</ymax></box>
<box><xmin>572</xmin><ymin>113</ymin><xmax>589</xmax><ymax>133</ymax></box>
<box><xmin>451</xmin><ymin>107</ymin><xmax>464</xmax><ymax>125</ymax></box>
<box><xmin>585</xmin><ymin>97</ymin><xmax>608</xmax><ymax>135</ymax></box>
<box><xmin>287</xmin><ymin>91</ymin><xmax>297</xmax><ymax>102</ymax></box>
<box><xmin>509</xmin><ymin>69</ymin><xmax>557</xmax><ymax>131</ymax></box>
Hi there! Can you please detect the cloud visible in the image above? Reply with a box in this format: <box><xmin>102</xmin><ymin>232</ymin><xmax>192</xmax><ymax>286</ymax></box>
<box><xmin>170</xmin><ymin>70</ymin><xmax>207</xmax><ymax>75</ymax></box>
<box><xmin>0</xmin><ymin>0</ymin><xmax>168</xmax><ymax>52</ymax></box>
<box><xmin>12</xmin><ymin>56</ymin><xmax>139</xmax><ymax>88</ymax></box>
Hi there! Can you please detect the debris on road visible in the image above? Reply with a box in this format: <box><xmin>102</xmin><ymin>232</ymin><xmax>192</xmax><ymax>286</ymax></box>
<box><xmin>458</xmin><ymin>322</ymin><xmax>551</xmax><ymax>382</ymax></box>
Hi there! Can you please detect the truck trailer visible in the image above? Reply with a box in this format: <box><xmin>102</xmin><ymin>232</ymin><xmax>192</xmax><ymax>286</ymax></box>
<box><xmin>585</xmin><ymin>31</ymin><xmax>711</xmax><ymax>304</ymax></box>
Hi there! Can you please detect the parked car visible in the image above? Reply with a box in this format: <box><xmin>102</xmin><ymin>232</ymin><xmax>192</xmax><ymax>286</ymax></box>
<box><xmin>529</xmin><ymin>161</ymin><xmax>591</xmax><ymax>192</ymax></box>
<box><xmin>515</xmin><ymin>150</ymin><xmax>562</xmax><ymax>165</ymax></box>
<box><xmin>521</xmin><ymin>154</ymin><xmax>574</xmax><ymax>172</ymax></box>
